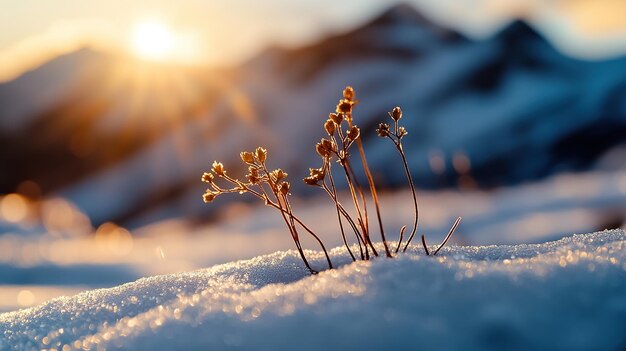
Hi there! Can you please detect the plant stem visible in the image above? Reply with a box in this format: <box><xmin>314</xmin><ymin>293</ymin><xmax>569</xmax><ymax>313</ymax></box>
<box><xmin>355</xmin><ymin>137</ymin><xmax>391</xmax><ymax>257</ymax></box>
<box><xmin>326</xmin><ymin>165</ymin><xmax>357</xmax><ymax>261</ymax></box>
<box><xmin>432</xmin><ymin>217</ymin><xmax>462</xmax><ymax>256</ymax></box>
<box><xmin>392</xmin><ymin>142</ymin><xmax>420</xmax><ymax>254</ymax></box>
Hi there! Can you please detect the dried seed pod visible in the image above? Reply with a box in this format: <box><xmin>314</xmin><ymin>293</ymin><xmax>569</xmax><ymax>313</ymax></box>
<box><xmin>303</xmin><ymin>176</ymin><xmax>319</xmax><ymax>186</ymax></box>
<box><xmin>336</xmin><ymin>99</ymin><xmax>353</xmax><ymax>114</ymax></box>
<box><xmin>376</xmin><ymin>123</ymin><xmax>390</xmax><ymax>137</ymax></box>
<box><xmin>255</xmin><ymin>147</ymin><xmax>267</xmax><ymax>163</ymax></box>
<box><xmin>279</xmin><ymin>181</ymin><xmax>290</xmax><ymax>195</ymax></box>
<box><xmin>272</xmin><ymin>169</ymin><xmax>288</xmax><ymax>181</ymax></box>
<box><xmin>212</xmin><ymin>161</ymin><xmax>225</xmax><ymax>176</ymax></box>
<box><xmin>343</xmin><ymin>86</ymin><xmax>355</xmax><ymax>101</ymax></box>
<box><xmin>398</xmin><ymin>126</ymin><xmax>408</xmax><ymax>137</ymax></box>
<box><xmin>347</xmin><ymin>125</ymin><xmax>360</xmax><ymax>140</ymax></box>
<box><xmin>246</xmin><ymin>174</ymin><xmax>260</xmax><ymax>184</ymax></box>
<box><xmin>391</xmin><ymin>107</ymin><xmax>402</xmax><ymax>121</ymax></box>
<box><xmin>329</xmin><ymin>113</ymin><xmax>343</xmax><ymax>125</ymax></box>
<box><xmin>248</xmin><ymin>166</ymin><xmax>259</xmax><ymax>178</ymax></box>
<box><xmin>316</xmin><ymin>139</ymin><xmax>333</xmax><ymax>158</ymax></box>
<box><xmin>240</xmin><ymin>151</ymin><xmax>255</xmax><ymax>164</ymax></box>
<box><xmin>309</xmin><ymin>167</ymin><xmax>325</xmax><ymax>180</ymax></box>
<box><xmin>202</xmin><ymin>191</ymin><xmax>217</xmax><ymax>203</ymax></box>
<box><xmin>201</xmin><ymin>172</ymin><xmax>214</xmax><ymax>183</ymax></box>
<box><xmin>324</xmin><ymin>119</ymin><xmax>336</xmax><ymax>136</ymax></box>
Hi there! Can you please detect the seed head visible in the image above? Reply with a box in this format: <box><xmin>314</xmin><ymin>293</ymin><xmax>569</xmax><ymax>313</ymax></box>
<box><xmin>376</xmin><ymin>123</ymin><xmax>390</xmax><ymax>137</ymax></box>
<box><xmin>316</xmin><ymin>139</ymin><xmax>333</xmax><ymax>158</ymax></box>
<box><xmin>346</xmin><ymin>125</ymin><xmax>360</xmax><ymax>141</ymax></box>
<box><xmin>279</xmin><ymin>181</ymin><xmax>290</xmax><ymax>195</ymax></box>
<box><xmin>391</xmin><ymin>107</ymin><xmax>402</xmax><ymax>121</ymax></box>
<box><xmin>309</xmin><ymin>167</ymin><xmax>325</xmax><ymax>180</ymax></box>
<box><xmin>212</xmin><ymin>161</ymin><xmax>225</xmax><ymax>176</ymax></box>
<box><xmin>303</xmin><ymin>176</ymin><xmax>319</xmax><ymax>186</ymax></box>
<box><xmin>201</xmin><ymin>172</ymin><xmax>214</xmax><ymax>183</ymax></box>
<box><xmin>255</xmin><ymin>147</ymin><xmax>267</xmax><ymax>163</ymax></box>
<box><xmin>247</xmin><ymin>174</ymin><xmax>260</xmax><ymax>184</ymax></box>
<box><xmin>329</xmin><ymin>113</ymin><xmax>343</xmax><ymax>125</ymax></box>
<box><xmin>303</xmin><ymin>168</ymin><xmax>325</xmax><ymax>186</ymax></box>
<box><xmin>343</xmin><ymin>86</ymin><xmax>355</xmax><ymax>101</ymax></box>
<box><xmin>398</xmin><ymin>126</ymin><xmax>408</xmax><ymax>137</ymax></box>
<box><xmin>272</xmin><ymin>169</ymin><xmax>288</xmax><ymax>181</ymax></box>
<box><xmin>336</xmin><ymin>99</ymin><xmax>353</xmax><ymax>114</ymax></box>
<box><xmin>240</xmin><ymin>151</ymin><xmax>255</xmax><ymax>164</ymax></box>
<box><xmin>248</xmin><ymin>166</ymin><xmax>259</xmax><ymax>178</ymax></box>
<box><xmin>202</xmin><ymin>191</ymin><xmax>217</xmax><ymax>203</ymax></box>
<box><xmin>324</xmin><ymin>119</ymin><xmax>336</xmax><ymax>136</ymax></box>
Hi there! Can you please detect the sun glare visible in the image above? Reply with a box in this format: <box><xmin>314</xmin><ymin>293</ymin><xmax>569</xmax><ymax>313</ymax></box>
<box><xmin>131</xmin><ymin>20</ymin><xmax>175</xmax><ymax>61</ymax></box>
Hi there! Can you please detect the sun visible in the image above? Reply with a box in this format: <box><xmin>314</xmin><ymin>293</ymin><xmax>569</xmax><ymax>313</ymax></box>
<box><xmin>131</xmin><ymin>20</ymin><xmax>175</xmax><ymax>61</ymax></box>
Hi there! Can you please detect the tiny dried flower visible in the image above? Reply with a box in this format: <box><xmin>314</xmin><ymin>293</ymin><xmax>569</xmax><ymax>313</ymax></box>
<box><xmin>316</xmin><ymin>139</ymin><xmax>333</xmax><ymax>158</ymax></box>
<box><xmin>202</xmin><ymin>191</ymin><xmax>217</xmax><ymax>203</ymax></box>
<box><xmin>279</xmin><ymin>181</ymin><xmax>290</xmax><ymax>195</ymax></box>
<box><xmin>303</xmin><ymin>176</ymin><xmax>319</xmax><ymax>186</ymax></box>
<box><xmin>391</xmin><ymin>106</ymin><xmax>402</xmax><ymax>121</ymax></box>
<box><xmin>329</xmin><ymin>113</ymin><xmax>343</xmax><ymax>125</ymax></box>
<box><xmin>376</xmin><ymin>123</ymin><xmax>390</xmax><ymax>137</ymax></box>
<box><xmin>346</xmin><ymin>125</ymin><xmax>360</xmax><ymax>140</ymax></box>
<box><xmin>324</xmin><ymin>119</ymin><xmax>336</xmax><ymax>136</ymax></box>
<box><xmin>247</xmin><ymin>174</ymin><xmax>260</xmax><ymax>184</ymax></box>
<box><xmin>248</xmin><ymin>166</ymin><xmax>259</xmax><ymax>177</ymax></box>
<box><xmin>336</xmin><ymin>99</ymin><xmax>353</xmax><ymax>114</ymax></box>
<box><xmin>212</xmin><ymin>161</ymin><xmax>225</xmax><ymax>176</ymax></box>
<box><xmin>398</xmin><ymin>126</ymin><xmax>408</xmax><ymax>137</ymax></box>
<box><xmin>309</xmin><ymin>167</ymin><xmax>325</xmax><ymax>180</ymax></box>
<box><xmin>240</xmin><ymin>151</ymin><xmax>255</xmax><ymax>164</ymax></box>
<box><xmin>272</xmin><ymin>169</ymin><xmax>288</xmax><ymax>181</ymax></box>
<box><xmin>343</xmin><ymin>86</ymin><xmax>355</xmax><ymax>101</ymax></box>
<box><xmin>255</xmin><ymin>147</ymin><xmax>267</xmax><ymax>163</ymax></box>
<box><xmin>201</xmin><ymin>172</ymin><xmax>214</xmax><ymax>183</ymax></box>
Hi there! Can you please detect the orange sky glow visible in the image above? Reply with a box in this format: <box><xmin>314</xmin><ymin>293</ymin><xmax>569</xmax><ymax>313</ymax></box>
<box><xmin>0</xmin><ymin>0</ymin><xmax>625</xmax><ymax>82</ymax></box>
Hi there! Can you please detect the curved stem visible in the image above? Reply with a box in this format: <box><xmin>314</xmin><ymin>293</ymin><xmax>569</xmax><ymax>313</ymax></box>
<box><xmin>322</xmin><ymin>182</ymin><xmax>365</xmax><ymax>260</ymax></box>
<box><xmin>395</xmin><ymin>225</ymin><xmax>406</xmax><ymax>254</ymax></box>
<box><xmin>284</xmin><ymin>195</ymin><xmax>333</xmax><ymax>269</ymax></box>
<box><xmin>391</xmin><ymin>142</ymin><xmax>419</xmax><ymax>254</ymax></box>
<box><xmin>355</xmin><ymin>137</ymin><xmax>391</xmax><ymax>257</ymax></box>
<box><xmin>326</xmin><ymin>167</ymin><xmax>357</xmax><ymax>261</ymax></box>
<box><xmin>421</xmin><ymin>234</ymin><xmax>430</xmax><ymax>256</ymax></box>
<box><xmin>433</xmin><ymin>217</ymin><xmax>462</xmax><ymax>256</ymax></box>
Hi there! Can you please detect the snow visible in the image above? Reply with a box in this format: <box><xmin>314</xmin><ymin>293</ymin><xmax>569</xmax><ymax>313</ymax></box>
<box><xmin>1</xmin><ymin>229</ymin><xmax>624</xmax><ymax>350</ymax></box>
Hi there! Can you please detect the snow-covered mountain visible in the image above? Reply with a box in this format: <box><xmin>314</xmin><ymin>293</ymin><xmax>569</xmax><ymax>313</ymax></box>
<box><xmin>1</xmin><ymin>4</ymin><xmax>625</xmax><ymax>227</ymax></box>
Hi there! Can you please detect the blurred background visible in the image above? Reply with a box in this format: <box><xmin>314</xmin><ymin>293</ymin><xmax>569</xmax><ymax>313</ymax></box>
<box><xmin>1</xmin><ymin>0</ymin><xmax>625</xmax><ymax>312</ymax></box>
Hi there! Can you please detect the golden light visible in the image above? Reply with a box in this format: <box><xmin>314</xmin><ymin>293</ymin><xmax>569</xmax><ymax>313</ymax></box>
<box><xmin>131</xmin><ymin>20</ymin><xmax>175</xmax><ymax>61</ymax></box>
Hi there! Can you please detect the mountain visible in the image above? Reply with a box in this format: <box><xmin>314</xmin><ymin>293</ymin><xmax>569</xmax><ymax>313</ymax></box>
<box><xmin>0</xmin><ymin>49</ymin><xmax>231</xmax><ymax>194</ymax></box>
<box><xmin>1</xmin><ymin>4</ymin><xmax>626</xmax><ymax>227</ymax></box>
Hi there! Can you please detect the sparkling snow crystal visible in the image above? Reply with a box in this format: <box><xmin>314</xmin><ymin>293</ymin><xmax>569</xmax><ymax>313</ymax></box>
<box><xmin>1</xmin><ymin>229</ymin><xmax>625</xmax><ymax>350</ymax></box>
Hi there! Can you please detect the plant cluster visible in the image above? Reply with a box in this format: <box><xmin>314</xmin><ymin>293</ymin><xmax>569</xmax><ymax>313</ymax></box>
<box><xmin>202</xmin><ymin>86</ymin><xmax>461</xmax><ymax>273</ymax></box>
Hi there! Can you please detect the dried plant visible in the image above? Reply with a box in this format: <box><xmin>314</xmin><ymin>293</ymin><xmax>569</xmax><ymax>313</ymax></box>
<box><xmin>202</xmin><ymin>86</ymin><xmax>462</xmax><ymax>273</ymax></box>
<box><xmin>376</xmin><ymin>107</ymin><xmax>462</xmax><ymax>256</ymax></box>
<box><xmin>201</xmin><ymin>147</ymin><xmax>332</xmax><ymax>274</ymax></box>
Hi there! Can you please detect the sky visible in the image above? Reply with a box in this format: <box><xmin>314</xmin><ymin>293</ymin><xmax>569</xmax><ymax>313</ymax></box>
<box><xmin>0</xmin><ymin>0</ymin><xmax>625</xmax><ymax>82</ymax></box>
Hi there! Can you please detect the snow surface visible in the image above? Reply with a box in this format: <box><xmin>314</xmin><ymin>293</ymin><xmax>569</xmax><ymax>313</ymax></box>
<box><xmin>1</xmin><ymin>229</ymin><xmax>625</xmax><ymax>351</ymax></box>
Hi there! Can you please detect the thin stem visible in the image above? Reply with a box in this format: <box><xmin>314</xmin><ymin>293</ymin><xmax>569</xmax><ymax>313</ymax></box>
<box><xmin>395</xmin><ymin>225</ymin><xmax>406</xmax><ymax>254</ymax></box>
<box><xmin>355</xmin><ymin>137</ymin><xmax>391</xmax><ymax>257</ymax></box>
<box><xmin>340</xmin><ymin>158</ymin><xmax>371</xmax><ymax>259</ymax></box>
<box><xmin>392</xmin><ymin>142</ymin><xmax>420</xmax><ymax>253</ymax></box>
<box><xmin>322</xmin><ymin>181</ymin><xmax>365</xmax><ymax>260</ymax></box>
<box><xmin>326</xmin><ymin>165</ymin><xmax>357</xmax><ymax>261</ymax></box>
<box><xmin>344</xmin><ymin>160</ymin><xmax>370</xmax><ymax>236</ymax></box>
<box><xmin>284</xmin><ymin>195</ymin><xmax>333</xmax><ymax>269</ymax></box>
<box><xmin>421</xmin><ymin>235</ymin><xmax>430</xmax><ymax>256</ymax></box>
<box><xmin>432</xmin><ymin>217</ymin><xmax>462</xmax><ymax>256</ymax></box>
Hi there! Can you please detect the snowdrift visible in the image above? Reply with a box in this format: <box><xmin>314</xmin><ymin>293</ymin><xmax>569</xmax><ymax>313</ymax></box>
<box><xmin>1</xmin><ymin>229</ymin><xmax>625</xmax><ymax>350</ymax></box>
